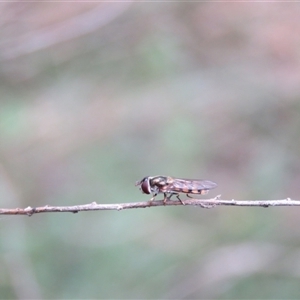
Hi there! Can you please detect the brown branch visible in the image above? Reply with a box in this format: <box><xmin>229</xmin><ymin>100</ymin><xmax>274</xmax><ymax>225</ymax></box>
<box><xmin>0</xmin><ymin>196</ymin><xmax>299</xmax><ymax>216</ymax></box>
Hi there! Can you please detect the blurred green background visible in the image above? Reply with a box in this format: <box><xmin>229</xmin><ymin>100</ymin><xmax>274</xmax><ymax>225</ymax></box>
<box><xmin>1</xmin><ymin>2</ymin><xmax>300</xmax><ymax>299</ymax></box>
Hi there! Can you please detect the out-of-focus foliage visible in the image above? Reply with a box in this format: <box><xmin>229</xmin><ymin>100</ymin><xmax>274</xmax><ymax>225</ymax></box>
<box><xmin>1</xmin><ymin>2</ymin><xmax>300</xmax><ymax>299</ymax></box>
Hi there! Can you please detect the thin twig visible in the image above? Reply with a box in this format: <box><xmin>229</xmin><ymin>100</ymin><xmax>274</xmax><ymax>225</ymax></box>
<box><xmin>0</xmin><ymin>196</ymin><xmax>299</xmax><ymax>216</ymax></box>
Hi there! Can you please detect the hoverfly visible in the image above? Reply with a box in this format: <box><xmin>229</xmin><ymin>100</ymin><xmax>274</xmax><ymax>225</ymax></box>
<box><xmin>135</xmin><ymin>175</ymin><xmax>217</xmax><ymax>205</ymax></box>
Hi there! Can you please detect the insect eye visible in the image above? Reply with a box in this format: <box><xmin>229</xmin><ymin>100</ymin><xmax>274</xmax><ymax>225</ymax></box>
<box><xmin>141</xmin><ymin>178</ymin><xmax>151</xmax><ymax>194</ymax></box>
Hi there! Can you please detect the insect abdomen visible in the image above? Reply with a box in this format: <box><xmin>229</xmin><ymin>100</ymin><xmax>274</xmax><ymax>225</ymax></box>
<box><xmin>171</xmin><ymin>187</ymin><xmax>207</xmax><ymax>194</ymax></box>
<box><xmin>189</xmin><ymin>188</ymin><xmax>209</xmax><ymax>194</ymax></box>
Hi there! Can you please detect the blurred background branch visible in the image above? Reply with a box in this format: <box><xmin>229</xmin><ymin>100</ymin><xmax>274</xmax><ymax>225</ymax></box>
<box><xmin>0</xmin><ymin>3</ymin><xmax>132</xmax><ymax>61</ymax></box>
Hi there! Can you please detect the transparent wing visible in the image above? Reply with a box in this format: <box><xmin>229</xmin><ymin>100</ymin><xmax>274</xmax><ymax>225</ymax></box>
<box><xmin>169</xmin><ymin>178</ymin><xmax>217</xmax><ymax>194</ymax></box>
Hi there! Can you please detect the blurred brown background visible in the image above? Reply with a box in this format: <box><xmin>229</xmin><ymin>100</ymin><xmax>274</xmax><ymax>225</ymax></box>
<box><xmin>1</xmin><ymin>2</ymin><xmax>300</xmax><ymax>299</ymax></box>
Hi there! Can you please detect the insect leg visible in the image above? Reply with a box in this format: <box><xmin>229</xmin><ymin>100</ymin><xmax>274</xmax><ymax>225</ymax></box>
<box><xmin>186</xmin><ymin>194</ymin><xmax>194</xmax><ymax>198</ymax></box>
<box><xmin>176</xmin><ymin>194</ymin><xmax>185</xmax><ymax>205</ymax></box>
<box><xmin>163</xmin><ymin>193</ymin><xmax>168</xmax><ymax>205</ymax></box>
<box><xmin>149</xmin><ymin>193</ymin><xmax>157</xmax><ymax>205</ymax></box>
<box><xmin>163</xmin><ymin>193</ymin><xmax>175</xmax><ymax>204</ymax></box>
<box><xmin>162</xmin><ymin>193</ymin><xmax>185</xmax><ymax>205</ymax></box>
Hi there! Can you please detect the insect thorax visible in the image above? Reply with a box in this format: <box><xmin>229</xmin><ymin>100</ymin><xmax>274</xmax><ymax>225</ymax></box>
<box><xmin>150</xmin><ymin>176</ymin><xmax>173</xmax><ymax>187</ymax></box>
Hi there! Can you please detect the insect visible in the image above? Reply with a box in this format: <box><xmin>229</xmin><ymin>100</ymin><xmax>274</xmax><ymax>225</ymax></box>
<box><xmin>135</xmin><ymin>175</ymin><xmax>217</xmax><ymax>205</ymax></box>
